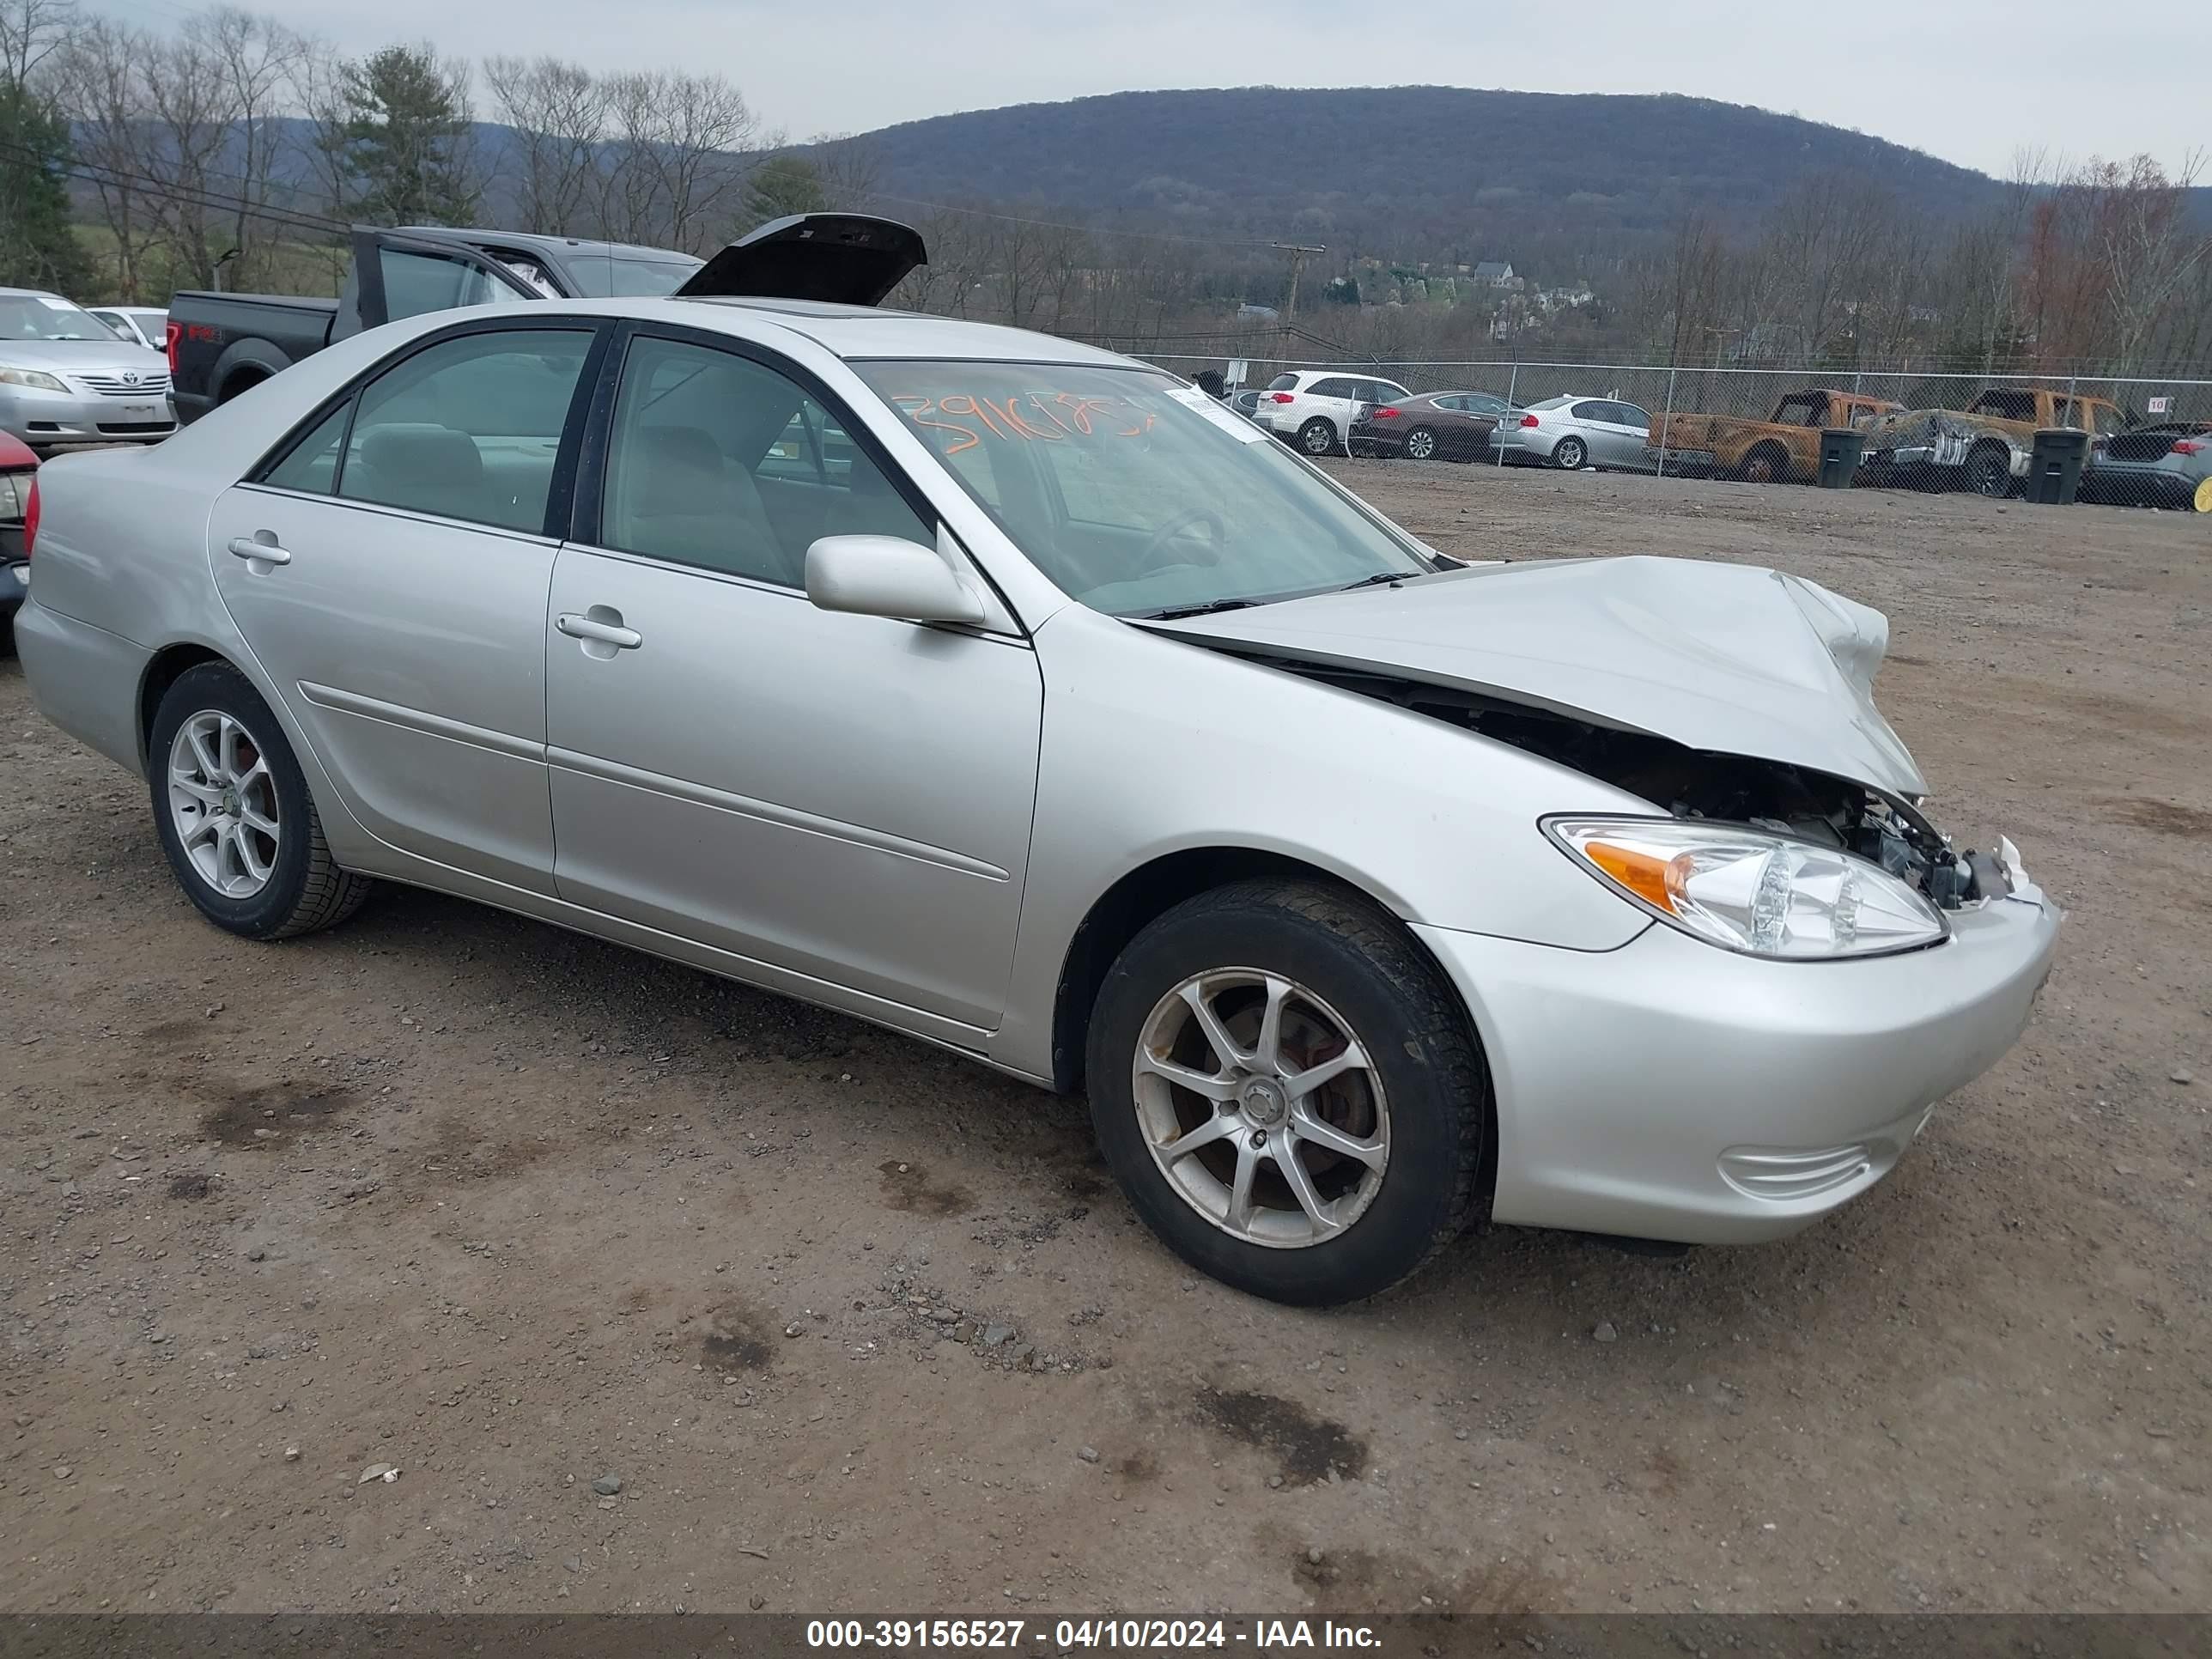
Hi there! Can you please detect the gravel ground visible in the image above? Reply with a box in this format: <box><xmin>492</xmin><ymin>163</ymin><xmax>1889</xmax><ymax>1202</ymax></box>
<box><xmin>1</xmin><ymin>463</ymin><xmax>2207</xmax><ymax>1618</ymax></box>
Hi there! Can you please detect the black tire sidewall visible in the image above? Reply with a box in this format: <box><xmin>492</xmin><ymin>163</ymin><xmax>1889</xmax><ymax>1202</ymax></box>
<box><xmin>149</xmin><ymin>665</ymin><xmax>322</xmax><ymax>939</ymax></box>
<box><xmin>1300</xmin><ymin>419</ymin><xmax>1335</xmax><ymax>455</ymax></box>
<box><xmin>1086</xmin><ymin>896</ymin><xmax>1477</xmax><ymax>1305</ymax></box>
<box><xmin>1555</xmin><ymin>437</ymin><xmax>1585</xmax><ymax>470</ymax></box>
<box><xmin>1407</xmin><ymin>428</ymin><xmax>1436</xmax><ymax>459</ymax></box>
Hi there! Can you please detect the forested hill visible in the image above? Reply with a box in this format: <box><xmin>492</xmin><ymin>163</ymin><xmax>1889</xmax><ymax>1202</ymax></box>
<box><xmin>835</xmin><ymin>86</ymin><xmax>2009</xmax><ymax>250</ymax></box>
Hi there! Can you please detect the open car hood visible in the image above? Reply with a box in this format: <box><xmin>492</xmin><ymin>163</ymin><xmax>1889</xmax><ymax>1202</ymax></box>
<box><xmin>1144</xmin><ymin>556</ymin><xmax>1927</xmax><ymax>798</ymax></box>
<box><xmin>675</xmin><ymin>213</ymin><xmax>926</xmax><ymax>307</ymax></box>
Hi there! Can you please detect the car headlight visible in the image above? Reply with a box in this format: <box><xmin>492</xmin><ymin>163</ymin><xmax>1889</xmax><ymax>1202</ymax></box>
<box><xmin>0</xmin><ymin>367</ymin><xmax>68</xmax><ymax>392</ymax></box>
<box><xmin>1544</xmin><ymin>816</ymin><xmax>1947</xmax><ymax>959</ymax></box>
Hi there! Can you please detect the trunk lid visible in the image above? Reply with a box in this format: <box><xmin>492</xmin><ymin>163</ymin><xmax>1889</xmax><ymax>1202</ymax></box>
<box><xmin>676</xmin><ymin>213</ymin><xmax>927</xmax><ymax>307</ymax></box>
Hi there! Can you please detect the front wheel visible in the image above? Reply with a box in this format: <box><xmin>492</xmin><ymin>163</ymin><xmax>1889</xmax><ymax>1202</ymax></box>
<box><xmin>1085</xmin><ymin>880</ymin><xmax>1489</xmax><ymax>1305</ymax></box>
<box><xmin>1552</xmin><ymin>435</ymin><xmax>1588</xmax><ymax>471</ymax></box>
<box><xmin>1297</xmin><ymin>417</ymin><xmax>1340</xmax><ymax>457</ymax></box>
<box><xmin>149</xmin><ymin>662</ymin><xmax>373</xmax><ymax>939</ymax></box>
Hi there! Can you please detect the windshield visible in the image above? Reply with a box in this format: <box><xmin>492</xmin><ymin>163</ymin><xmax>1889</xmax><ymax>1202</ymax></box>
<box><xmin>0</xmin><ymin>295</ymin><xmax>111</xmax><ymax>342</ymax></box>
<box><xmin>858</xmin><ymin>361</ymin><xmax>1436</xmax><ymax>617</ymax></box>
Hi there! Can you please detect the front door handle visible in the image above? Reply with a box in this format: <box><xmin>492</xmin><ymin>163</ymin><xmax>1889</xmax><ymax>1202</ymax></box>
<box><xmin>228</xmin><ymin>534</ymin><xmax>290</xmax><ymax>565</ymax></box>
<box><xmin>556</xmin><ymin>611</ymin><xmax>642</xmax><ymax>650</ymax></box>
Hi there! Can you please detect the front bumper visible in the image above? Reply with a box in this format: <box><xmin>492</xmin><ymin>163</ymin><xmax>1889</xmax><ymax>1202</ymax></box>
<box><xmin>1414</xmin><ymin>871</ymin><xmax>2062</xmax><ymax>1244</ymax></box>
<box><xmin>1650</xmin><ymin>446</ymin><xmax>1719</xmax><ymax>474</ymax></box>
<box><xmin>0</xmin><ymin>384</ymin><xmax>176</xmax><ymax>446</ymax></box>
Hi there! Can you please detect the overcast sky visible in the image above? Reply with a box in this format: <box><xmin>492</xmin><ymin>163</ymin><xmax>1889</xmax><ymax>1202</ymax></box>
<box><xmin>99</xmin><ymin>0</ymin><xmax>2212</xmax><ymax>177</ymax></box>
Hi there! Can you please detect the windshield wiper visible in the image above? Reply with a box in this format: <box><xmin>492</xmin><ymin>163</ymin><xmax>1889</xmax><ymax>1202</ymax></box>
<box><xmin>1144</xmin><ymin>598</ymin><xmax>1266</xmax><ymax>621</ymax></box>
<box><xmin>1336</xmin><ymin>571</ymin><xmax>1412</xmax><ymax>593</ymax></box>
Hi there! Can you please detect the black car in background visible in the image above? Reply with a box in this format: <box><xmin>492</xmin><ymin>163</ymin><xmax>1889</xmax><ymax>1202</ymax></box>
<box><xmin>1352</xmin><ymin>389</ymin><xmax>1515</xmax><ymax>461</ymax></box>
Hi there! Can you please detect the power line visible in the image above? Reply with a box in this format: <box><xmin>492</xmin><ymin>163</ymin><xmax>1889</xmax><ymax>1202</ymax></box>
<box><xmin>3</xmin><ymin>137</ymin><xmax>352</xmax><ymax>235</ymax></box>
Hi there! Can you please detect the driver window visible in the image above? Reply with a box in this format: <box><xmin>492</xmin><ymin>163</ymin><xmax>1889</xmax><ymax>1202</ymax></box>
<box><xmin>378</xmin><ymin>248</ymin><xmax>524</xmax><ymax>323</ymax></box>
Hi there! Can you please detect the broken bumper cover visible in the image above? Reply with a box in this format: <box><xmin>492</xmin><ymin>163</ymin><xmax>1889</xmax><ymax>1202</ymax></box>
<box><xmin>1413</xmin><ymin>861</ymin><xmax>2061</xmax><ymax>1244</ymax></box>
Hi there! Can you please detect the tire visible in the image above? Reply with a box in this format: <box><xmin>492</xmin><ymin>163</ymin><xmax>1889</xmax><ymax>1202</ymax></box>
<box><xmin>1403</xmin><ymin>426</ymin><xmax>1439</xmax><ymax>462</ymax></box>
<box><xmin>1552</xmin><ymin>435</ymin><xmax>1588</xmax><ymax>471</ymax></box>
<box><xmin>1085</xmin><ymin>879</ymin><xmax>1489</xmax><ymax>1306</ymax></box>
<box><xmin>1964</xmin><ymin>443</ymin><xmax>2012</xmax><ymax>498</ymax></box>
<box><xmin>1740</xmin><ymin>442</ymin><xmax>1789</xmax><ymax>485</ymax></box>
<box><xmin>149</xmin><ymin>661</ymin><xmax>372</xmax><ymax>940</ymax></box>
<box><xmin>1297</xmin><ymin>417</ymin><xmax>1339</xmax><ymax>457</ymax></box>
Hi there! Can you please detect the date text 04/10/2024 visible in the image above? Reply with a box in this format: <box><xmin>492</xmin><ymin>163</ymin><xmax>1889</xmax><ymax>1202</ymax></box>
<box><xmin>803</xmin><ymin>1620</ymin><xmax>1384</xmax><ymax>1650</ymax></box>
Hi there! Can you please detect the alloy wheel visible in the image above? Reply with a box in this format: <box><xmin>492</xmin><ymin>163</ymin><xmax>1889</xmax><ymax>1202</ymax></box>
<box><xmin>167</xmin><ymin>709</ymin><xmax>281</xmax><ymax>898</ymax></box>
<box><xmin>1130</xmin><ymin>969</ymin><xmax>1390</xmax><ymax>1248</ymax></box>
<box><xmin>1407</xmin><ymin>428</ymin><xmax>1437</xmax><ymax>460</ymax></box>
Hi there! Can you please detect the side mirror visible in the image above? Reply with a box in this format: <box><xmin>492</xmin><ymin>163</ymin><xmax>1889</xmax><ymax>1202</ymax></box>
<box><xmin>805</xmin><ymin>533</ymin><xmax>987</xmax><ymax>626</ymax></box>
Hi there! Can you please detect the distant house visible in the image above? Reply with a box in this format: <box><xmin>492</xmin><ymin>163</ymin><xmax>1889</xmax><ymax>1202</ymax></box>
<box><xmin>1538</xmin><ymin>284</ymin><xmax>1593</xmax><ymax>311</ymax></box>
<box><xmin>1473</xmin><ymin>261</ymin><xmax>1516</xmax><ymax>288</ymax></box>
<box><xmin>1237</xmin><ymin>303</ymin><xmax>1280</xmax><ymax>322</ymax></box>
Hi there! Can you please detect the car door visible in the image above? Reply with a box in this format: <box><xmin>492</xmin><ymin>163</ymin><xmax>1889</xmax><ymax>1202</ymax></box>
<box><xmin>209</xmin><ymin>318</ymin><xmax>605</xmax><ymax>894</ymax></box>
<box><xmin>541</xmin><ymin>325</ymin><xmax>1044</xmax><ymax>1035</ymax></box>
<box><xmin>333</xmin><ymin>229</ymin><xmax>538</xmax><ymax>341</ymax></box>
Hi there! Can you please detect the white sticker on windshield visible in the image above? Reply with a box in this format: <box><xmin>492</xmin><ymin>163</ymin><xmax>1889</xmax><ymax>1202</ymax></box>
<box><xmin>1166</xmin><ymin>384</ymin><xmax>1269</xmax><ymax>442</ymax></box>
<box><xmin>37</xmin><ymin>296</ymin><xmax>74</xmax><ymax>310</ymax></box>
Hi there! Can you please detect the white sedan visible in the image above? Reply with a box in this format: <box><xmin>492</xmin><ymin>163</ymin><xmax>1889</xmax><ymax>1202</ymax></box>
<box><xmin>13</xmin><ymin>215</ymin><xmax>2059</xmax><ymax>1305</ymax></box>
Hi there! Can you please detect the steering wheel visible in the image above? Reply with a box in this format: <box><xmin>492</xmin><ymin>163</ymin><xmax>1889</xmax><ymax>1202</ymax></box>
<box><xmin>1136</xmin><ymin>507</ymin><xmax>1226</xmax><ymax>573</ymax></box>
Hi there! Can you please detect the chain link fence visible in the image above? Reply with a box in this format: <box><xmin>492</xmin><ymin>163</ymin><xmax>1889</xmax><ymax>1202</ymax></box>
<box><xmin>1088</xmin><ymin>339</ymin><xmax>2212</xmax><ymax>502</ymax></box>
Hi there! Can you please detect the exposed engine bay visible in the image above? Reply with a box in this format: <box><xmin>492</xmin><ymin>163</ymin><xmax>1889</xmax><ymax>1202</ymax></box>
<box><xmin>1265</xmin><ymin>659</ymin><xmax>2008</xmax><ymax>909</ymax></box>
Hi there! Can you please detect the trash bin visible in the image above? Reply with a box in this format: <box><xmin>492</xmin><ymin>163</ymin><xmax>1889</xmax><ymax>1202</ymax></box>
<box><xmin>1817</xmin><ymin>428</ymin><xmax>1865</xmax><ymax>489</ymax></box>
<box><xmin>2027</xmin><ymin>428</ymin><xmax>2090</xmax><ymax>505</ymax></box>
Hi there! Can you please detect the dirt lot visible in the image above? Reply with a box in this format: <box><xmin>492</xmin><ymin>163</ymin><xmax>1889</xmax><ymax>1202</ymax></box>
<box><xmin>2</xmin><ymin>464</ymin><xmax>2207</xmax><ymax>1620</ymax></box>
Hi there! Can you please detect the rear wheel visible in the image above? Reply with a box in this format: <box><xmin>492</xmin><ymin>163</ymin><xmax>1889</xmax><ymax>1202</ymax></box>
<box><xmin>1552</xmin><ymin>434</ymin><xmax>1588</xmax><ymax>471</ymax></box>
<box><xmin>1404</xmin><ymin>426</ymin><xmax>1438</xmax><ymax>461</ymax></box>
<box><xmin>1298</xmin><ymin>417</ymin><xmax>1339</xmax><ymax>457</ymax></box>
<box><xmin>1085</xmin><ymin>880</ymin><xmax>1489</xmax><ymax>1306</ymax></box>
<box><xmin>2193</xmin><ymin>476</ymin><xmax>2212</xmax><ymax>514</ymax></box>
<box><xmin>1741</xmin><ymin>441</ymin><xmax>1789</xmax><ymax>484</ymax></box>
<box><xmin>149</xmin><ymin>662</ymin><xmax>372</xmax><ymax>939</ymax></box>
<box><xmin>1965</xmin><ymin>442</ymin><xmax>2013</xmax><ymax>498</ymax></box>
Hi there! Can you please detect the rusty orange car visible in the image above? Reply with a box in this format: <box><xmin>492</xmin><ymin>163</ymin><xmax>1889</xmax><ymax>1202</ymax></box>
<box><xmin>1648</xmin><ymin>388</ymin><xmax>1902</xmax><ymax>483</ymax></box>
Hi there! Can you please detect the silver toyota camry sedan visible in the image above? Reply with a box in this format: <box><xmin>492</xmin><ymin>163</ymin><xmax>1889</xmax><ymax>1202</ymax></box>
<box><xmin>14</xmin><ymin>217</ymin><xmax>2059</xmax><ymax>1306</ymax></box>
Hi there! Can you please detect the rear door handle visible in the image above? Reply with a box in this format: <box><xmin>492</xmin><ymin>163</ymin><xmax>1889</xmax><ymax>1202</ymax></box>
<box><xmin>556</xmin><ymin>612</ymin><xmax>642</xmax><ymax>650</ymax></box>
<box><xmin>228</xmin><ymin>535</ymin><xmax>290</xmax><ymax>565</ymax></box>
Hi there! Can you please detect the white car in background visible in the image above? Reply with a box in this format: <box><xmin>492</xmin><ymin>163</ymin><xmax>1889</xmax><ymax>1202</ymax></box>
<box><xmin>1495</xmin><ymin>394</ymin><xmax>1660</xmax><ymax>472</ymax></box>
<box><xmin>88</xmin><ymin>306</ymin><xmax>170</xmax><ymax>353</ymax></box>
<box><xmin>1258</xmin><ymin>369</ymin><xmax>1413</xmax><ymax>457</ymax></box>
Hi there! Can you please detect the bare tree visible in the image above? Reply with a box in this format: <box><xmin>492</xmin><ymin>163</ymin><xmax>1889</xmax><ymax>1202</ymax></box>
<box><xmin>54</xmin><ymin>18</ymin><xmax>159</xmax><ymax>299</ymax></box>
<box><xmin>483</xmin><ymin>53</ymin><xmax>605</xmax><ymax>235</ymax></box>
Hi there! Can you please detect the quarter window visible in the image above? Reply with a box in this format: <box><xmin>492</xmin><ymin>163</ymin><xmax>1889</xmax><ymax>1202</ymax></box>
<box><xmin>337</xmin><ymin>328</ymin><xmax>593</xmax><ymax>533</ymax></box>
<box><xmin>599</xmin><ymin>336</ymin><xmax>931</xmax><ymax>587</ymax></box>
<box><xmin>261</xmin><ymin>403</ymin><xmax>351</xmax><ymax>495</ymax></box>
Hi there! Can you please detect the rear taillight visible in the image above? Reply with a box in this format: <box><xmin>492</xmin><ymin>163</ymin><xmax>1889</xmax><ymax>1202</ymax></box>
<box><xmin>2172</xmin><ymin>440</ymin><xmax>2203</xmax><ymax>455</ymax></box>
<box><xmin>22</xmin><ymin>478</ymin><xmax>39</xmax><ymax>557</ymax></box>
<box><xmin>1370</xmin><ymin>407</ymin><xmax>1400</xmax><ymax>419</ymax></box>
<box><xmin>1270</xmin><ymin>392</ymin><xmax>1295</xmax><ymax>404</ymax></box>
<box><xmin>164</xmin><ymin>320</ymin><xmax>180</xmax><ymax>376</ymax></box>
<box><xmin>1520</xmin><ymin>413</ymin><xmax>1540</xmax><ymax>428</ymax></box>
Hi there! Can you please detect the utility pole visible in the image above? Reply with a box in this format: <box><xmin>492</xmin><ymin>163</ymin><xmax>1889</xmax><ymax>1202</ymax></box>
<box><xmin>1273</xmin><ymin>241</ymin><xmax>1325</xmax><ymax>322</ymax></box>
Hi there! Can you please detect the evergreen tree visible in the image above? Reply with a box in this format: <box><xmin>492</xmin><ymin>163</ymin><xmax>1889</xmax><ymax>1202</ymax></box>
<box><xmin>743</xmin><ymin>155</ymin><xmax>827</xmax><ymax>229</ymax></box>
<box><xmin>342</xmin><ymin>46</ymin><xmax>478</xmax><ymax>227</ymax></box>
<box><xmin>0</xmin><ymin>82</ymin><xmax>94</xmax><ymax>293</ymax></box>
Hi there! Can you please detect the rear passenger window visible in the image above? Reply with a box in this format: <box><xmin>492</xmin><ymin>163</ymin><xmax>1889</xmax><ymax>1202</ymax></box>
<box><xmin>337</xmin><ymin>329</ymin><xmax>592</xmax><ymax>533</ymax></box>
<box><xmin>599</xmin><ymin>336</ymin><xmax>930</xmax><ymax>587</ymax></box>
